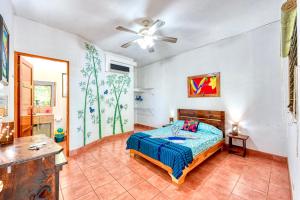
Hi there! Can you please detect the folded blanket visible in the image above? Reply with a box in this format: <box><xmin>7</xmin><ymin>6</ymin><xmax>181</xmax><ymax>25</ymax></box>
<box><xmin>126</xmin><ymin>132</ymin><xmax>193</xmax><ymax>179</ymax></box>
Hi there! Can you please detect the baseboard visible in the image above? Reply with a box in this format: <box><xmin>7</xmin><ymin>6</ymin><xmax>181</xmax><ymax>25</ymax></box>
<box><xmin>69</xmin><ymin>124</ymin><xmax>155</xmax><ymax>157</ymax></box>
<box><xmin>247</xmin><ymin>148</ymin><xmax>287</xmax><ymax>161</ymax></box>
<box><xmin>223</xmin><ymin>143</ymin><xmax>287</xmax><ymax>161</ymax></box>
<box><xmin>69</xmin><ymin>130</ymin><xmax>134</xmax><ymax>157</ymax></box>
<box><xmin>134</xmin><ymin>123</ymin><xmax>156</xmax><ymax>130</ymax></box>
<box><xmin>134</xmin><ymin>123</ymin><xmax>287</xmax><ymax>161</ymax></box>
<box><xmin>69</xmin><ymin>126</ymin><xmax>288</xmax><ymax>162</ymax></box>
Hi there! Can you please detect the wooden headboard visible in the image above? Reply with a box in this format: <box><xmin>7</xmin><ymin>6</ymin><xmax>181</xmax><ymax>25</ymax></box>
<box><xmin>177</xmin><ymin>109</ymin><xmax>225</xmax><ymax>138</ymax></box>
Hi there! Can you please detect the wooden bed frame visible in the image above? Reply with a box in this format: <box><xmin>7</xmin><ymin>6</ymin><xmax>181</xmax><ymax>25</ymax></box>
<box><xmin>130</xmin><ymin>109</ymin><xmax>225</xmax><ymax>184</ymax></box>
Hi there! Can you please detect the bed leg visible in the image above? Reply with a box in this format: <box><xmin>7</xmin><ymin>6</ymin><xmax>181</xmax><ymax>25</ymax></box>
<box><xmin>130</xmin><ymin>150</ymin><xmax>135</xmax><ymax>158</ymax></box>
<box><xmin>169</xmin><ymin>173</ymin><xmax>186</xmax><ymax>185</ymax></box>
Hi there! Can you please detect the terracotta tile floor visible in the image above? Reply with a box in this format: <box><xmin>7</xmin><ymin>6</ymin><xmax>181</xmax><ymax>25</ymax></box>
<box><xmin>59</xmin><ymin>129</ymin><xmax>291</xmax><ymax>200</ymax></box>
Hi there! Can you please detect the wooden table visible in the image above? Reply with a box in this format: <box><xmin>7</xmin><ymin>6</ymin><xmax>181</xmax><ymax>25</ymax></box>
<box><xmin>0</xmin><ymin>135</ymin><xmax>67</xmax><ymax>199</ymax></box>
<box><xmin>228</xmin><ymin>133</ymin><xmax>249</xmax><ymax>157</ymax></box>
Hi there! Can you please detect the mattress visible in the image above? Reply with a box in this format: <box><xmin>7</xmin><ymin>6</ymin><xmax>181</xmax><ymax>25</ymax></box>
<box><xmin>143</xmin><ymin>125</ymin><xmax>223</xmax><ymax>157</ymax></box>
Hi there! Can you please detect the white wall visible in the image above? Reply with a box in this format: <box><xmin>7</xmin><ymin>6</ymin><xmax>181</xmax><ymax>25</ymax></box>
<box><xmin>136</xmin><ymin>22</ymin><xmax>287</xmax><ymax>156</ymax></box>
<box><xmin>13</xmin><ymin>16</ymin><xmax>86</xmax><ymax>150</ymax></box>
<box><xmin>0</xmin><ymin>0</ymin><xmax>14</xmax><ymax>121</ymax></box>
<box><xmin>23</xmin><ymin>56</ymin><xmax>67</xmax><ymax>131</ymax></box>
<box><xmin>102</xmin><ymin>52</ymin><xmax>135</xmax><ymax>137</ymax></box>
<box><xmin>13</xmin><ymin>16</ymin><xmax>134</xmax><ymax>150</ymax></box>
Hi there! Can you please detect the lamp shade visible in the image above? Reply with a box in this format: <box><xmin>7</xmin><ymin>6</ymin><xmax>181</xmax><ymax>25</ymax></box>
<box><xmin>232</xmin><ymin>123</ymin><xmax>239</xmax><ymax>135</ymax></box>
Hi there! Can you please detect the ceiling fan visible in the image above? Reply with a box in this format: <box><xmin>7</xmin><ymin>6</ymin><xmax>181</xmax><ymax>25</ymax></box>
<box><xmin>116</xmin><ymin>19</ymin><xmax>178</xmax><ymax>53</ymax></box>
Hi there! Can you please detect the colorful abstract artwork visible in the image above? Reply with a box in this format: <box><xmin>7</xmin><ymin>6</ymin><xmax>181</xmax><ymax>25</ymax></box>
<box><xmin>187</xmin><ymin>72</ymin><xmax>220</xmax><ymax>97</ymax></box>
<box><xmin>0</xmin><ymin>15</ymin><xmax>9</xmax><ymax>85</ymax></box>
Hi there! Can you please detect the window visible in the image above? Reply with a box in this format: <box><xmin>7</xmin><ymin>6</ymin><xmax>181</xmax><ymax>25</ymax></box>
<box><xmin>34</xmin><ymin>81</ymin><xmax>56</xmax><ymax>107</ymax></box>
<box><xmin>288</xmin><ymin>19</ymin><xmax>297</xmax><ymax>117</ymax></box>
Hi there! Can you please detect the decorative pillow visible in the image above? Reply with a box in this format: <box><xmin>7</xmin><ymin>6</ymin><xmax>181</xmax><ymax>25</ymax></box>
<box><xmin>181</xmin><ymin>120</ymin><xmax>199</xmax><ymax>132</ymax></box>
<box><xmin>197</xmin><ymin>122</ymin><xmax>222</xmax><ymax>136</ymax></box>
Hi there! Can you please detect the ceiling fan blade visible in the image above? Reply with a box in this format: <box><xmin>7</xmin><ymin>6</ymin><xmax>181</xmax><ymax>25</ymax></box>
<box><xmin>116</xmin><ymin>26</ymin><xmax>138</xmax><ymax>34</ymax></box>
<box><xmin>148</xmin><ymin>47</ymin><xmax>155</xmax><ymax>53</ymax></box>
<box><xmin>121</xmin><ymin>40</ymin><xmax>137</xmax><ymax>48</ymax></box>
<box><xmin>154</xmin><ymin>35</ymin><xmax>178</xmax><ymax>43</ymax></box>
<box><xmin>148</xmin><ymin>20</ymin><xmax>165</xmax><ymax>34</ymax></box>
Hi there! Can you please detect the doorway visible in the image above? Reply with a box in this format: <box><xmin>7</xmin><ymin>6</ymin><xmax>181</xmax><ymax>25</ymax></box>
<box><xmin>14</xmin><ymin>52</ymin><xmax>70</xmax><ymax>156</ymax></box>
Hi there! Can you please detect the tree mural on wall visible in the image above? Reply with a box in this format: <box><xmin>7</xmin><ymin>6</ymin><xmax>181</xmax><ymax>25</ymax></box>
<box><xmin>106</xmin><ymin>74</ymin><xmax>131</xmax><ymax>134</ymax></box>
<box><xmin>77</xmin><ymin>43</ymin><xmax>104</xmax><ymax>146</ymax></box>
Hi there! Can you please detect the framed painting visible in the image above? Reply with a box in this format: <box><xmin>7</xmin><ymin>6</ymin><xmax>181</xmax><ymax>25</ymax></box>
<box><xmin>187</xmin><ymin>72</ymin><xmax>220</xmax><ymax>97</ymax></box>
<box><xmin>0</xmin><ymin>15</ymin><xmax>9</xmax><ymax>85</ymax></box>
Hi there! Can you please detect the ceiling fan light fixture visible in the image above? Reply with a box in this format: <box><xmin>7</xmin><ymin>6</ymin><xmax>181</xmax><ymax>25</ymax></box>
<box><xmin>137</xmin><ymin>36</ymin><xmax>154</xmax><ymax>49</ymax></box>
<box><xmin>116</xmin><ymin>19</ymin><xmax>177</xmax><ymax>52</ymax></box>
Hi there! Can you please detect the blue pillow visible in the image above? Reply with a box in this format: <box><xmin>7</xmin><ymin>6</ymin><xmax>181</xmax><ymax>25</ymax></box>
<box><xmin>197</xmin><ymin>122</ymin><xmax>222</xmax><ymax>136</ymax></box>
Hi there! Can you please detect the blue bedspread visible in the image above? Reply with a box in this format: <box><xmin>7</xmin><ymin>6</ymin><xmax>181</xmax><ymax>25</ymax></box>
<box><xmin>126</xmin><ymin>132</ymin><xmax>193</xmax><ymax>179</ymax></box>
<box><xmin>144</xmin><ymin>122</ymin><xmax>223</xmax><ymax>157</ymax></box>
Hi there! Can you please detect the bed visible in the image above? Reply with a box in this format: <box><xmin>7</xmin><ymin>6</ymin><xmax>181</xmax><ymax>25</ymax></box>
<box><xmin>127</xmin><ymin>109</ymin><xmax>225</xmax><ymax>184</ymax></box>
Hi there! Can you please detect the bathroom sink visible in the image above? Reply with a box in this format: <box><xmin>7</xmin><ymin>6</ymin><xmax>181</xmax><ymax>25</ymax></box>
<box><xmin>33</xmin><ymin>113</ymin><xmax>54</xmax><ymax>116</ymax></box>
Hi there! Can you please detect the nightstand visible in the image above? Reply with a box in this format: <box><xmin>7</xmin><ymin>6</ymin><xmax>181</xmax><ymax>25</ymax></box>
<box><xmin>228</xmin><ymin>133</ymin><xmax>249</xmax><ymax>157</ymax></box>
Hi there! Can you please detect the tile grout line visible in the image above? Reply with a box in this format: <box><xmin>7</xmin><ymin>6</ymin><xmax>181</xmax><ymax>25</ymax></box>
<box><xmin>90</xmin><ymin>149</ymin><xmax>126</xmax><ymax>199</ymax></box>
<box><xmin>82</xmin><ymin>133</ymin><xmax>158</xmax><ymax>199</ymax></box>
<box><xmin>230</xmin><ymin>169</ymin><xmax>242</xmax><ymax>198</ymax></box>
<box><xmin>266</xmin><ymin>163</ymin><xmax>272</xmax><ymax>199</ymax></box>
<box><xmin>117</xmin><ymin>151</ymin><xmax>167</xmax><ymax>199</ymax></box>
<box><xmin>76</xmin><ymin>154</ymin><xmax>103</xmax><ymax>200</ymax></box>
<box><xmin>112</xmin><ymin>151</ymin><xmax>141</xmax><ymax>200</ymax></box>
<box><xmin>120</xmin><ymin>153</ymin><xmax>165</xmax><ymax>199</ymax></box>
<box><xmin>73</xmin><ymin>152</ymin><xmax>103</xmax><ymax>199</ymax></box>
<box><xmin>226</xmin><ymin>155</ymin><xmax>241</xmax><ymax>198</ymax></box>
<box><xmin>61</xmin><ymin>131</ymin><xmax>291</xmax><ymax>200</ymax></box>
<box><xmin>60</xmin><ymin>159</ymin><xmax>85</xmax><ymax>200</ymax></box>
<box><xmin>90</xmin><ymin>148</ymin><xmax>137</xmax><ymax>200</ymax></box>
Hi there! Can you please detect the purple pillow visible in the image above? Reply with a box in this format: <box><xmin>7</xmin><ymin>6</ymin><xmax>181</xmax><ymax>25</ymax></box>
<box><xmin>181</xmin><ymin>120</ymin><xmax>199</xmax><ymax>133</ymax></box>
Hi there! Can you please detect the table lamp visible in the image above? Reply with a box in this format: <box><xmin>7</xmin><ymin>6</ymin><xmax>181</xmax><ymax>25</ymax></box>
<box><xmin>232</xmin><ymin>123</ymin><xmax>239</xmax><ymax>136</ymax></box>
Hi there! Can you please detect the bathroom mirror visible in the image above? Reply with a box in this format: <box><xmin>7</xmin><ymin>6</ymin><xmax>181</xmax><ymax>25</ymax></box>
<box><xmin>34</xmin><ymin>81</ymin><xmax>56</xmax><ymax>107</ymax></box>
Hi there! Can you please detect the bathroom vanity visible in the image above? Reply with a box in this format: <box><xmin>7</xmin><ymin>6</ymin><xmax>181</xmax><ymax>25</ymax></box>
<box><xmin>0</xmin><ymin>135</ymin><xmax>67</xmax><ymax>199</ymax></box>
<box><xmin>33</xmin><ymin>113</ymin><xmax>55</xmax><ymax>137</ymax></box>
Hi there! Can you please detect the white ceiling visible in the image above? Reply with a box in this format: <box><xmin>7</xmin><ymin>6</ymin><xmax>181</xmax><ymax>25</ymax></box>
<box><xmin>11</xmin><ymin>0</ymin><xmax>282</xmax><ymax>66</ymax></box>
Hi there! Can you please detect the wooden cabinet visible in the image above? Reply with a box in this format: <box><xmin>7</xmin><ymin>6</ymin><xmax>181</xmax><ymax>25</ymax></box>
<box><xmin>0</xmin><ymin>156</ymin><xmax>56</xmax><ymax>199</ymax></box>
<box><xmin>0</xmin><ymin>135</ymin><xmax>67</xmax><ymax>199</ymax></box>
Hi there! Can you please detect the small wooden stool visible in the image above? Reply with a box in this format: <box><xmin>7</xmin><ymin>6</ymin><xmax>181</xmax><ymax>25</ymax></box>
<box><xmin>228</xmin><ymin>133</ymin><xmax>249</xmax><ymax>157</ymax></box>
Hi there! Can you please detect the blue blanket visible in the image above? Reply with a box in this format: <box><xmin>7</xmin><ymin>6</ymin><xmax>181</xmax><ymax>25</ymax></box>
<box><xmin>126</xmin><ymin>132</ymin><xmax>193</xmax><ymax>179</ymax></box>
